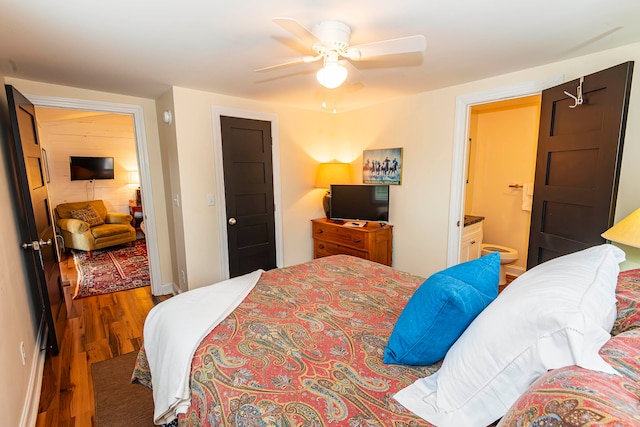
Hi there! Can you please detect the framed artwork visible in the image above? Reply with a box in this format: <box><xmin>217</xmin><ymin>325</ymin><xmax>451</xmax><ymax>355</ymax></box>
<box><xmin>42</xmin><ymin>148</ymin><xmax>51</xmax><ymax>183</ymax></box>
<box><xmin>363</xmin><ymin>147</ymin><xmax>403</xmax><ymax>185</ymax></box>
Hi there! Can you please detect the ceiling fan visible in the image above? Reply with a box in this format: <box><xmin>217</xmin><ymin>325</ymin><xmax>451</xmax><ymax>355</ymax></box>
<box><xmin>256</xmin><ymin>18</ymin><xmax>427</xmax><ymax>89</ymax></box>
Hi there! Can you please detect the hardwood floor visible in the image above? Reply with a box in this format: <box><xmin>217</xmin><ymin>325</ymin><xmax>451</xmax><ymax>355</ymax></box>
<box><xmin>35</xmin><ymin>251</ymin><xmax>170</xmax><ymax>427</ymax></box>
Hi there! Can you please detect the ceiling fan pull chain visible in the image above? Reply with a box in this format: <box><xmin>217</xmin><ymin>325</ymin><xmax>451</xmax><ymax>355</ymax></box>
<box><xmin>321</xmin><ymin>85</ymin><xmax>327</xmax><ymax>109</ymax></box>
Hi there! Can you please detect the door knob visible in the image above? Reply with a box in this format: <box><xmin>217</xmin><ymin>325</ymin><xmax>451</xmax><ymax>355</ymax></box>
<box><xmin>22</xmin><ymin>238</ymin><xmax>52</xmax><ymax>250</ymax></box>
<box><xmin>228</xmin><ymin>217</ymin><xmax>237</xmax><ymax>226</ymax></box>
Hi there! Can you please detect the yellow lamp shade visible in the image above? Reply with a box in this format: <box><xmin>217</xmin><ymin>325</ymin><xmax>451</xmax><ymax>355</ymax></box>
<box><xmin>315</xmin><ymin>163</ymin><xmax>352</xmax><ymax>189</ymax></box>
<box><xmin>129</xmin><ymin>170</ymin><xmax>140</xmax><ymax>185</ymax></box>
<box><xmin>601</xmin><ymin>208</ymin><xmax>640</xmax><ymax>248</ymax></box>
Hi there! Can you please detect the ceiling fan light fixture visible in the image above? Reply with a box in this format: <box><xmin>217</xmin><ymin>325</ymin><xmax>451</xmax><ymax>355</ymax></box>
<box><xmin>316</xmin><ymin>62</ymin><xmax>348</xmax><ymax>89</ymax></box>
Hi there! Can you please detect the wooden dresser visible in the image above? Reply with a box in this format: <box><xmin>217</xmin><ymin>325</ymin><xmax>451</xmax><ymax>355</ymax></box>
<box><xmin>311</xmin><ymin>218</ymin><xmax>393</xmax><ymax>266</ymax></box>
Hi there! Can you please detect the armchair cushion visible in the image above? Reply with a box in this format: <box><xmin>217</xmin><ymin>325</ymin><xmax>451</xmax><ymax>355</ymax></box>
<box><xmin>91</xmin><ymin>223</ymin><xmax>134</xmax><ymax>239</ymax></box>
<box><xmin>70</xmin><ymin>204</ymin><xmax>105</xmax><ymax>227</ymax></box>
<box><xmin>56</xmin><ymin>199</ymin><xmax>108</xmax><ymax>220</ymax></box>
<box><xmin>57</xmin><ymin>218</ymin><xmax>90</xmax><ymax>234</ymax></box>
<box><xmin>106</xmin><ymin>212</ymin><xmax>133</xmax><ymax>225</ymax></box>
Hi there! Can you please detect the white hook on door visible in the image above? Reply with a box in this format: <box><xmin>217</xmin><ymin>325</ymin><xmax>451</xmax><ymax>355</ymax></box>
<box><xmin>564</xmin><ymin>76</ymin><xmax>584</xmax><ymax>108</ymax></box>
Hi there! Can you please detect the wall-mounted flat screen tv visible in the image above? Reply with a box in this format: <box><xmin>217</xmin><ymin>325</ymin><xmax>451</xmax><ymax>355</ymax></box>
<box><xmin>69</xmin><ymin>156</ymin><xmax>115</xmax><ymax>181</ymax></box>
<box><xmin>330</xmin><ymin>184</ymin><xmax>390</xmax><ymax>222</ymax></box>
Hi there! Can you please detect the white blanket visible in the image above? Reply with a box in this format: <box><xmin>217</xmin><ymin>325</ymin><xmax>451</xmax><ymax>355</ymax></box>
<box><xmin>143</xmin><ymin>269</ymin><xmax>263</xmax><ymax>425</ymax></box>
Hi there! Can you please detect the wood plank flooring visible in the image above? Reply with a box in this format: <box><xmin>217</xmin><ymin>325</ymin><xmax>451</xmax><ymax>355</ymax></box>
<box><xmin>35</xmin><ymin>251</ymin><xmax>171</xmax><ymax>427</ymax></box>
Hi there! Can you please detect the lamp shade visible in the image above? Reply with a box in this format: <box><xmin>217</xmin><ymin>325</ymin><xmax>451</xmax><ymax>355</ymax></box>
<box><xmin>129</xmin><ymin>170</ymin><xmax>140</xmax><ymax>185</ymax></box>
<box><xmin>315</xmin><ymin>163</ymin><xmax>352</xmax><ymax>189</ymax></box>
<box><xmin>316</xmin><ymin>62</ymin><xmax>348</xmax><ymax>89</ymax></box>
<box><xmin>601</xmin><ymin>208</ymin><xmax>640</xmax><ymax>248</ymax></box>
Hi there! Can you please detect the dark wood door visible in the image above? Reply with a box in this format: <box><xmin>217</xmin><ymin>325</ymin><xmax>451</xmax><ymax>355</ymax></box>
<box><xmin>527</xmin><ymin>62</ymin><xmax>634</xmax><ymax>268</ymax></box>
<box><xmin>5</xmin><ymin>85</ymin><xmax>65</xmax><ymax>354</ymax></box>
<box><xmin>220</xmin><ymin>116</ymin><xmax>277</xmax><ymax>277</ymax></box>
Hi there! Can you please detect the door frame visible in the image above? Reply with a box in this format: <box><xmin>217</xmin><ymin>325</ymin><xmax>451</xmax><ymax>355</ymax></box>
<box><xmin>446</xmin><ymin>76</ymin><xmax>563</xmax><ymax>268</ymax></box>
<box><xmin>24</xmin><ymin>94</ymin><xmax>164</xmax><ymax>295</ymax></box>
<box><xmin>211</xmin><ymin>106</ymin><xmax>284</xmax><ymax>280</ymax></box>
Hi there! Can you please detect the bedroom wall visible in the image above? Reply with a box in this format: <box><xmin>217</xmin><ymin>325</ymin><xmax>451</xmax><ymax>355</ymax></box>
<box><xmin>336</xmin><ymin>41</ymin><xmax>640</xmax><ymax>277</ymax></box>
<box><xmin>0</xmin><ymin>73</ymin><xmax>42</xmax><ymax>426</ymax></box>
<box><xmin>4</xmin><ymin>77</ymin><xmax>175</xmax><ymax>289</ymax></box>
<box><xmin>167</xmin><ymin>86</ymin><xmax>335</xmax><ymax>290</ymax></box>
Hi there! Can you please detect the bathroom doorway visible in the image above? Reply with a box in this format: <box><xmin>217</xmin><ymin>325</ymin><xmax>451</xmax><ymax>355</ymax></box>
<box><xmin>463</xmin><ymin>95</ymin><xmax>541</xmax><ymax>278</ymax></box>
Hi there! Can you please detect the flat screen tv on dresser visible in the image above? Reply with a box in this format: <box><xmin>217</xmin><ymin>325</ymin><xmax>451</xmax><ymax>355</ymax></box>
<box><xmin>330</xmin><ymin>184</ymin><xmax>390</xmax><ymax>222</ymax></box>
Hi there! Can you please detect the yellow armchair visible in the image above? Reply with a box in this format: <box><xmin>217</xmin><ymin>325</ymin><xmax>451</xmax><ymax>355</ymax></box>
<box><xmin>55</xmin><ymin>200</ymin><xmax>136</xmax><ymax>255</ymax></box>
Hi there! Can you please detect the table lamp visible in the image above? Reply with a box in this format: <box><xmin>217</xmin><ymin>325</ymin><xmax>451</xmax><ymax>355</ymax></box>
<box><xmin>601</xmin><ymin>208</ymin><xmax>640</xmax><ymax>248</ymax></box>
<box><xmin>315</xmin><ymin>163</ymin><xmax>352</xmax><ymax>218</ymax></box>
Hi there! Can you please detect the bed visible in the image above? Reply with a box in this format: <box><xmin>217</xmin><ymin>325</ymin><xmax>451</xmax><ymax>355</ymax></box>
<box><xmin>132</xmin><ymin>255</ymin><xmax>439</xmax><ymax>426</ymax></box>
<box><xmin>133</xmin><ymin>248</ymin><xmax>639</xmax><ymax>427</ymax></box>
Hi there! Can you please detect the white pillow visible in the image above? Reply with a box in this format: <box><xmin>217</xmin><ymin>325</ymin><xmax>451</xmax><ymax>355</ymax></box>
<box><xmin>394</xmin><ymin>244</ymin><xmax>625</xmax><ymax>427</ymax></box>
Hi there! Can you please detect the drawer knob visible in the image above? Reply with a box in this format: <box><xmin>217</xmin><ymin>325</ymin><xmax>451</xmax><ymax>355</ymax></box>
<box><xmin>354</xmin><ymin>239</ymin><xmax>362</xmax><ymax>243</ymax></box>
<box><xmin>318</xmin><ymin>244</ymin><xmax>325</xmax><ymax>249</ymax></box>
<box><xmin>317</xmin><ymin>229</ymin><xmax>323</xmax><ymax>234</ymax></box>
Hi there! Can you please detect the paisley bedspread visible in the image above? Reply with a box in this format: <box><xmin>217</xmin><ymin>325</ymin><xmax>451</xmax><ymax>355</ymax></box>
<box><xmin>134</xmin><ymin>255</ymin><xmax>439</xmax><ymax>426</ymax></box>
<box><xmin>498</xmin><ymin>269</ymin><xmax>640</xmax><ymax>427</ymax></box>
<box><xmin>134</xmin><ymin>259</ymin><xmax>640</xmax><ymax>427</ymax></box>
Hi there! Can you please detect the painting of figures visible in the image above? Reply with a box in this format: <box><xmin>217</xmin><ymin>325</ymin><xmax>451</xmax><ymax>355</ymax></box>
<box><xmin>363</xmin><ymin>148</ymin><xmax>403</xmax><ymax>185</ymax></box>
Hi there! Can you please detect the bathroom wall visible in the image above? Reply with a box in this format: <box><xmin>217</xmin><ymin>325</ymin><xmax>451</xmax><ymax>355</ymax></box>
<box><xmin>465</xmin><ymin>95</ymin><xmax>541</xmax><ymax>275</ymax></box>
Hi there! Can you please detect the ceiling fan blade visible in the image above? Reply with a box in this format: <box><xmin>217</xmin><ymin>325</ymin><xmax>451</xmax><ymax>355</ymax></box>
<box><xmin>273</xmin><ymin>17</ymin><xmax>320</xmax><ymax>47</ymax></box>
<box><xmin>342</xmin><ymin>61</ymin><xmax>364</xmax><ymax>85</ymax></box>
<box><xmin>255</xmin><ymin>58</ymin><xmax>305</xmax><ymax>72</ymax></box>
<box><xmin>348</xmin><ymin>35</ymin><xmax>426</xmax><ymax>60</ymax></box>
<box><xmin>255</xmin><ymin>55</ymin><xmax>321</xmax><ymax>72</ymax></box>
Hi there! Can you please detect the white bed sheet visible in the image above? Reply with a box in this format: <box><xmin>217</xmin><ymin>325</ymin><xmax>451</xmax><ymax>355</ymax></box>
<box><xmin>143</xmin><ymin>269</ymin><xmax>263</xmax><ymax>425</ymax></box>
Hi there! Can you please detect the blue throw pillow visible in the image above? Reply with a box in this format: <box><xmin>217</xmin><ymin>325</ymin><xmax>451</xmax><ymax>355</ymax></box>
<box><xmin>384</xmin><ymin>252</ymin><xmax>500</xmax><ymax>365</ymax></box>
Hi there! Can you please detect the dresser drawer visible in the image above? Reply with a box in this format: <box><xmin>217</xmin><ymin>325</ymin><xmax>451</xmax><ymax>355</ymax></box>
<box><xmin>312</xmin><ymin>221</ymin><xmax>367</xmax><ymax>250</ymax></box>
<box><xmin>314</xmin><ymin>239</ymin><xmax>367</xmax><ymax>259</ymax></box>
<box><xmin>311</xmin><ymin>218</ymin><xmax>393</xmax><ymax>266</ymax></box>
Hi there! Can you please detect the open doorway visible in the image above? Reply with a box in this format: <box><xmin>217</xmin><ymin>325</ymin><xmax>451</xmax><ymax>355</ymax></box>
<box><xmin>25</xmin><ymin>94</ymin><xmax>164</xmax><ymax>296</ymax></box>
<box><xmin>464</xmin><ymin>95</ymin><xmax>541</xmax><ymax>278</ymax></box>
<box><xmin>446</xmin><ymin>76</ymin><xmax>563</xmax><ymax>268</ymax></box>
<box><xmin>34</xmin><ymin>106</ymin><xmax>149</xmax><ymax>296</ymax></box>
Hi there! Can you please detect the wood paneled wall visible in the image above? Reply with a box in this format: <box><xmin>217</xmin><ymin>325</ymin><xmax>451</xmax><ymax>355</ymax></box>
<box><xmin>36</xmin><ymin>108</ymin><xmax>139</xmax><ymax>214</ymax></box>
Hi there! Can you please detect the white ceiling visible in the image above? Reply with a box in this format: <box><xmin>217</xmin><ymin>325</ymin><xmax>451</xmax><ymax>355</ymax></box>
<box><xmin>2</xmin><ymin>0</ymin><xmax>640</xmax><ymax>113</ymax></box>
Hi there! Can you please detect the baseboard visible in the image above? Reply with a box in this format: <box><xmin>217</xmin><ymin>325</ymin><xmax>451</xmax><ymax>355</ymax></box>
<box><xmin>158</xmin><ymin>281</ymin><xmax>177</xmax><ymax>295</ymax></box>
<box><xmin>505</xmin><ymin>265</ymin><xmax>525</xmax><ymax>278</ymax></box>
<box><xmin>171</xmin><ymin>281</ymin><xmax>182</xmax><ymax>295</ymax></box>
<box><xmin>20</xmin><ymin>318</ymin><xmax>47</xmax><ymax>427</ymax></box>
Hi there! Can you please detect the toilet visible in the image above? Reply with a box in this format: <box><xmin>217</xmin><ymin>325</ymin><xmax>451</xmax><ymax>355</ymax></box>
<box><xmin>481</xmin><ymin>243</ymin><xmax>518</xmax><ymax>285</ymax></box>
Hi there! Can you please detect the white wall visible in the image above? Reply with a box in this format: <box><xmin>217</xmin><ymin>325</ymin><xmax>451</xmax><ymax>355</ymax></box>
<box><xmin>336</xmin><ymin>93</ymin><xmax>456</xmax><ymax>276</ymax></box>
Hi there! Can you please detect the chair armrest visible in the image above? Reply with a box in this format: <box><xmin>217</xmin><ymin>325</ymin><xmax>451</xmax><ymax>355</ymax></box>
<box><xmin>57</xmin><ymin>218</ymin><xmax>90</xmax><ymax>234</ymax></box>
<box><xmin>106</xmin><ymin>212</ymin><xmax>133</xmax><ymax>224</ymax></box>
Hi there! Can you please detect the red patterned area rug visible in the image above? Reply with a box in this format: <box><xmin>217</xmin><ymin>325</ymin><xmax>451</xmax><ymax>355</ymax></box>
<box><xmin>73</xmin><ymin>240</ymin><xmax>149</xmax><ymax>299</ymax></box>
